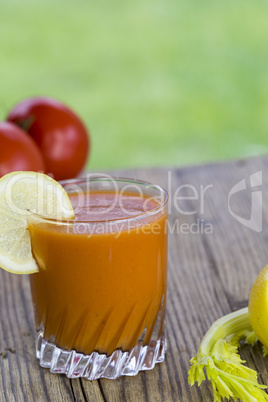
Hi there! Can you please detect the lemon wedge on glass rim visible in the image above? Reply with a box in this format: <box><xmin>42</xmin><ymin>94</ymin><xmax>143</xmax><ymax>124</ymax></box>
<box><xmin>0</xmin><ymin>171</ymin><xmax>74</xmax><ymax>274</ymax></box>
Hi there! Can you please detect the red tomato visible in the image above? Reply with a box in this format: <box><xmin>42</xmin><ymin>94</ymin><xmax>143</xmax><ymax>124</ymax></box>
<box><xmin>7</xmin><ymin>97</ymin><xmax>90</xmax><ymax>181</ymax></box>
<box><xmin>0</xmin><ymin>122</ymin><xmax>45</xmax><ymax>177</ymax></box>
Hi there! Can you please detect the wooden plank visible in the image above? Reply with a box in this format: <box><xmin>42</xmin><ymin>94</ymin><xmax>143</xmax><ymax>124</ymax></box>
<box><xmin>0</xmin><ymin>272</ymin><xmax>79</xmax><ymax>402</ymax></box>
<box><xmin>1</xmin><ymin>156</ymin><xmax>268</xmax><ymax>401</ymax></box>
<box><xmin>99</xmin><ymin>157</ymin><xmax>268</xmax><ymax>401</ymax></box>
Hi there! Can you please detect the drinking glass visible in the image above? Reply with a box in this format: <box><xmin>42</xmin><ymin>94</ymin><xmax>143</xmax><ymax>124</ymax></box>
<box><xmin>28</xmin><ymin>177</ymin><xmax>168</xmax><ymax>380</ymax></box>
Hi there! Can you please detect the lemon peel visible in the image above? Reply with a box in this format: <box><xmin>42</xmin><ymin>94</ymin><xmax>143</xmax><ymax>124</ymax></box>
<box><xmin>249</xmin><ymin>264</ymin><xmax>268</xmax><ymax>349</ymax></box>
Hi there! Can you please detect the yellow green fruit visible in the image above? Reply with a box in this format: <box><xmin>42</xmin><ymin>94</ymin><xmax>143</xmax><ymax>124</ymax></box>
<box><xmin>249</xmin><ymin>264</ymin><xmax>268</xmax><ymax>348</ymax></box>
<box><xmin>0</xmin><ymin>171</ymin><xmax>74</xmax><ymax>274</ymax></box>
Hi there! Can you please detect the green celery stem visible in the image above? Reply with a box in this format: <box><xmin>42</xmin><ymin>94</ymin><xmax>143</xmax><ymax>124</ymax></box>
<box><xmin>200</xmin><ymin>307</ymin><xmax>251</xmax><ymax>355</ymax></box>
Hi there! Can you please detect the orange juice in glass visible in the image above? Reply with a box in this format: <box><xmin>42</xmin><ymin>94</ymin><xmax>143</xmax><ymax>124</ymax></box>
<box><xmin>28</xmin><ymin>177</ymin><xmax>168</xmax><ymax>379</ymax></box>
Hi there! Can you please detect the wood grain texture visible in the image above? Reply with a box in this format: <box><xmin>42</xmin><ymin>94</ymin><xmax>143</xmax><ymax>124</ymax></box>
<box><xmin>1</xmin><ymin>156</ymin><xmax>268</xmax><ymax>401</ymax></box>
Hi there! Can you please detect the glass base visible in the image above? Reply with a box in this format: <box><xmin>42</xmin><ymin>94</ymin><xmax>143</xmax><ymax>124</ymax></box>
<box><xmin>36</xmin><ymin>330</ymin><xmax>166</xmax><ymax>380</ymax></box>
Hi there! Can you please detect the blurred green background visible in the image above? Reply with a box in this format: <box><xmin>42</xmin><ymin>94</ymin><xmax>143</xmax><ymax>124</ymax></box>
<box><xmin>1</xmin><ymin>0</ymin><xmax>268</xmax><ymax>170</ymax></box>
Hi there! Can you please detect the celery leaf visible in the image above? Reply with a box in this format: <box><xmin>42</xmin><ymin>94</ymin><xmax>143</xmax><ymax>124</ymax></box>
<box><xmin>188</xmin><ymin>308</ymin><xmax>268</xmax><ymax>401</ymax></box>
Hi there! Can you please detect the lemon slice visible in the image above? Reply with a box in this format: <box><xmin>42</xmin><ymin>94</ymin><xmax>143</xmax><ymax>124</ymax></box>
<box><xmin>0</xmin><ymin>171</ymin><xmax>74</xmax><ymax>274</ymax></box>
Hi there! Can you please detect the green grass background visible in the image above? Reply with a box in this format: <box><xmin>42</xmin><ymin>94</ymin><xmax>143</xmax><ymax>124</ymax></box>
<box><xmin>1</xmin><ymin>0</ymin><xmax>268</xmax><ymax>170</ymax></box>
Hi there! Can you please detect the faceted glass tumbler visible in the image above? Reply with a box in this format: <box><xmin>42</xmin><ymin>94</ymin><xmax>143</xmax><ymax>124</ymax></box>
<box><xmin>29</xmin><ymin>177</ymin><xmax>168</xmax><ymax>380</ymax></box>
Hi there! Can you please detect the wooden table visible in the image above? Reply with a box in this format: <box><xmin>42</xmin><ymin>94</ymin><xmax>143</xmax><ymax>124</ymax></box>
<box><xmin>1</xmin><ymin>156</ymin><xmax>268</xmax><ymax>401</ymax></box>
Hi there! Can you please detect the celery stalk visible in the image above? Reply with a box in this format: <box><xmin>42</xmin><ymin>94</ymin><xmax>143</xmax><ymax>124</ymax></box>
<box><xmin>188</xmin><ymin>307</ymin><xmax>268</xmax><ymax>402</ymax></box>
